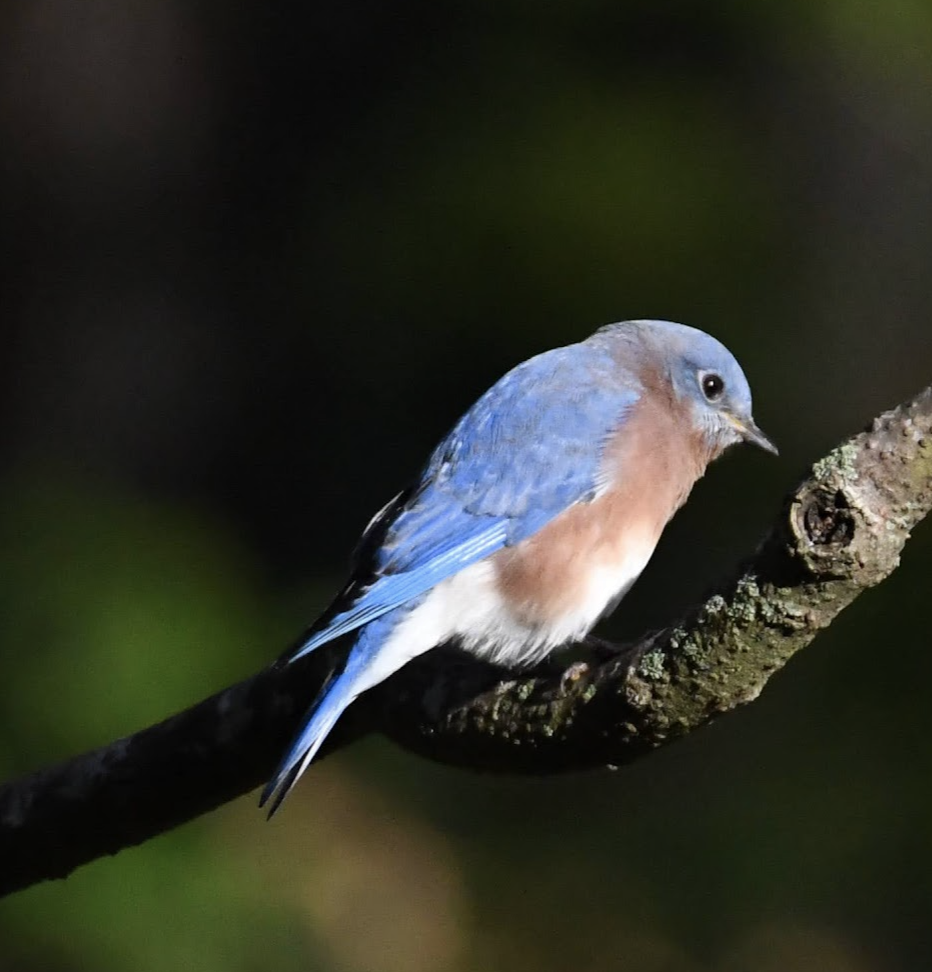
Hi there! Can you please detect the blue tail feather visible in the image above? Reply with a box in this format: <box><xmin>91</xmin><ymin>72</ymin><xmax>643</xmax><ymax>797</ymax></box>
<box><xmin>260</xmin><ymin>666</ymin><xmax>353</xmax><ymax>816</ymax></box>
<box><xmin>261</xmin><ymin>613</ymin><xmax>407</xmax><ymax>815</ymax></box>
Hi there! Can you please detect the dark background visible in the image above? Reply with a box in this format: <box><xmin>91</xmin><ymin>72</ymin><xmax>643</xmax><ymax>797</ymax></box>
<box><xmin>1</xmin><ymin>2</ymin><xmax>931</xmax><ymax>970</ymax></box>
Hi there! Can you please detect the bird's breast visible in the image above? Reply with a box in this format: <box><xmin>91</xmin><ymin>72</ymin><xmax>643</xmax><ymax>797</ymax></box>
<box><xmin>488</xmin><ymin>498</ymin><xmax>662</xmax><ymax>660</ymax></box>
<box><xmin>478</xmin><ymin>392</ymin><xmax>710</xmax><ymax>665</ymax></box>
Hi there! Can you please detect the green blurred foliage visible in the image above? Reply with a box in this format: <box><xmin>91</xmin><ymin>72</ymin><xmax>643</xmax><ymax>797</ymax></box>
<box><xmin>1</xmin><ymin>0</ymin><xmax>931</xmax><ymax>970</ymax></box>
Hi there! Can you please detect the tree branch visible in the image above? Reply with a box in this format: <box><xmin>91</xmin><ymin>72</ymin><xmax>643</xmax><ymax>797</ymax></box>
<box><xmin>2</xmin><ymin>387</ymin><xmax>930</xmax><ymax>897</ymax></box>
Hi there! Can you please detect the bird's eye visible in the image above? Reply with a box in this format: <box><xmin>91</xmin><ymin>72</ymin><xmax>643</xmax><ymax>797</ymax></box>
<box><xmin>701</xmin><ymin>372</ymin><xmax>725</xmax><ymax>401</ymax></box>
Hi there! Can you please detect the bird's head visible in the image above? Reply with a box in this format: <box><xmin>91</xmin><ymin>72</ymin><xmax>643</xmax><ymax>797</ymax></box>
<box><xmin>609</xmin><ymin>319</ymin><xmax>778</xmax><ymax>459</ymax></box>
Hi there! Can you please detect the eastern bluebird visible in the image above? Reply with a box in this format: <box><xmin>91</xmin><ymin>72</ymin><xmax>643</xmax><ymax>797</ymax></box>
<box><xmin>261</xmin><ymin>319</ymin><xmax>776</xmax><ymax>812</ymax></box>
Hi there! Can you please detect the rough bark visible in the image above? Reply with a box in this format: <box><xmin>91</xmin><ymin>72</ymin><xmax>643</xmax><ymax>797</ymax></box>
<box><xmin>1</xmin><ymin>387</ymin><xmax>930</xmax><ymax>897</ymax></box>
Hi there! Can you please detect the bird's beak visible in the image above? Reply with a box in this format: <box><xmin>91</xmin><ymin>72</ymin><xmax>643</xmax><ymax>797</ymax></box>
<box><xmin>731</xmin><ymin>415</ymin><xmax>779</xmax><ymax>455</ymax></box>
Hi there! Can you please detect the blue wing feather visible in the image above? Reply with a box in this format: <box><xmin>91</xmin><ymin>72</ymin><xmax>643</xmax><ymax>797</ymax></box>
<box><xmin>285</xmin><ymin>341</ymin><xmax>639</xmax><ymax>665</ymax></box>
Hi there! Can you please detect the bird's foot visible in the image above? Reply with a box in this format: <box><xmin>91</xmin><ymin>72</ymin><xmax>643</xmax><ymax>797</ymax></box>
<box><xmin>559</xmin><ymin>660</ymin><xmax>592</xmax><ymax>692</ymax></box>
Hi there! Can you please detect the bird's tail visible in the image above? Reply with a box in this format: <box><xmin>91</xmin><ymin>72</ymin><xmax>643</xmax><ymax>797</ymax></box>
<box><xmin>259</xmin><ymin>661</ymin><xmax>359</xmax><ymax>816</ymax></box>
<box><xmin>260</xmin><ymin>611</ymin><xmax>414</xmax><ymax>816</ymax></box>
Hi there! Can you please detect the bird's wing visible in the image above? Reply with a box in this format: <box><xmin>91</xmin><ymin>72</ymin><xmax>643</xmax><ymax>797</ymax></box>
<box><xmin>284</xmin><ymin>342</ymin><xmax>639</xmax><ymax>664</ymax></box>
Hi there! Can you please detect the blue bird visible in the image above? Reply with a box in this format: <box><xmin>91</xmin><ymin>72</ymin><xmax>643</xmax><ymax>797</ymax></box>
<box><xmin>261</xmin><ymin>320</ymin><xmax>776</xmax><ymax>812</ymax></box>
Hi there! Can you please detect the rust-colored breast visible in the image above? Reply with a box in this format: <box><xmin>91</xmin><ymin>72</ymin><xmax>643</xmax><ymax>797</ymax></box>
<box><xmin>493</xmin><ymin>384</ymin><xmax>714</xmax><ymax>629</ymax></box>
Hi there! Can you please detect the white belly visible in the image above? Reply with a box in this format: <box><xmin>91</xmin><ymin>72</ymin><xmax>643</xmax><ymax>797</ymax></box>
<box><xmin>357</xmin><ymin>541</ymin><xmax>655</xmax><ymax>696</ymax></box>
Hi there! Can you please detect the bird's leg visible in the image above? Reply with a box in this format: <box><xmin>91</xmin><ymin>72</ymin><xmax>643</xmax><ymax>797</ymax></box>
<box><xmin>581</xmin><ymin>634</ymin><xmax>628</xmax><ymax>662</ymax></box>
<box><xmin>582</xmin><ymin>628</ymin><xmax>671</xmax><ymax>665</ymax></box>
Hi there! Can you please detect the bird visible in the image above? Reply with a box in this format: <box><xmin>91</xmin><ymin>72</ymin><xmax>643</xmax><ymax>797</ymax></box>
<box><xmin>260</xmin><ymin>319</ymin><xmax>776</xmax><ymax>813</ymax></box>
